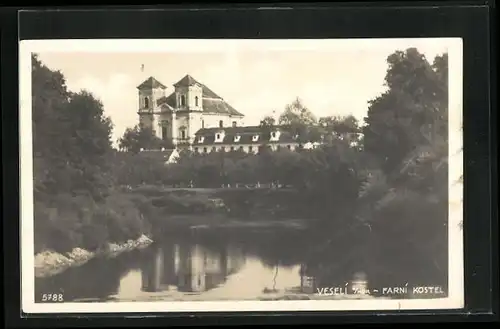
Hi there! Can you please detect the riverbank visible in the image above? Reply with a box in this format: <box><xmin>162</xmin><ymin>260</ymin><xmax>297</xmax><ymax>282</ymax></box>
<box><xmin>34</xmin><ymin>234</ymin><xmax>153</xmax><ymax>278</ymax></box>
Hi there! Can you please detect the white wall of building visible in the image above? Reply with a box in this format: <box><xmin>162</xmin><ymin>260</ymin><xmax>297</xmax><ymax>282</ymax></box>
<box><xmin>192</xmin><ymin>143</ymin><xmax>298</xmax><ymax>154</ymax></box>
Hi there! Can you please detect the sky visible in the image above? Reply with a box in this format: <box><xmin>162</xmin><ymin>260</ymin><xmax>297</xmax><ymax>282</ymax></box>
<box><xmin>34</xmin><ymin>39</ymin><xmax>451</xmax><ymax>145</ymax></box>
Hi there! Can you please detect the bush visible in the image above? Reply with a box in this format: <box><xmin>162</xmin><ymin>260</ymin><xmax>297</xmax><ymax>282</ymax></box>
<box><xmin>33</xmin><ymin>192</ymin><xmax>152</xmax><ymax>254</ymax></box>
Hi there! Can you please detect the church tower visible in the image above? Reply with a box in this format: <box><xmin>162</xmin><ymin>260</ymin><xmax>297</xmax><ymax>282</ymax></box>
<box><xmin>173</xmin><ymin>74</ymin><xmax>204</xmax><ymax>144</ymax></box>
<box><xmin>137</xmin><ymin>76</ymin><xmax>167</xmax><ymax>139</ymax></box>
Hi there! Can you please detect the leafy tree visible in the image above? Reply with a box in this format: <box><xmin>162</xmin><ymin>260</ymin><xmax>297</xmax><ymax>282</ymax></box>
<box><xmin>260</xmin><ymin>115</ymin><xmax>276</xmax><ymax>127</ymax></box>
<box><xmin>118</xmin><ymin>123</ymin><xmax>174</xmax><ymax>153</ymax></box>
<box><xmin>32</xmin><ymin>54</ymin><xmax>114</xmax><ymax>199</ymax></box>
<box><xmin>362</xmin><ymin>48</ymin><xmax>447</xmax><ymax>174</ymax></box>
<box><xmin>318</xmin><ymin>115</ymin><xmax>361</xmax><ymax>146</ymax></box>
<box><xmin>259</xmin><ymin>115</ymin><xmax>276</xmax><ymax>140</ymax></box>
<box><xmin>278</xmin><ymin>97</ymin><xmax>318</xmax><ymax>144</ymax></box>
<box><xmin>278</xmin><ymin>97</ymin><xmax>317</xmax><ymax>126</ymax></box>
<box><xmin>353</xmin><ymin>49</ymin><xmax>449</xmax><ymax>287</ymax></box>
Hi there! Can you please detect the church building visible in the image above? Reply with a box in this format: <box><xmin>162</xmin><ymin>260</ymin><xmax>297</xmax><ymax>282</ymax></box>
<box><xmin>137</xmin><ymin>74</ymin><xmax>305</xmax><ymax>154</ymax></box>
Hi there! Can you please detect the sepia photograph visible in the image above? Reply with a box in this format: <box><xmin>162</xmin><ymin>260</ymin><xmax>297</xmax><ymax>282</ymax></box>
<box><xmin>20</xmin><ymin>38</ymin><xmax>464</xmax><ymax>313</ymax></box>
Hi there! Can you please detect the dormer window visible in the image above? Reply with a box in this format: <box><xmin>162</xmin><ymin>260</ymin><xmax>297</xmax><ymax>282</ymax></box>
<box><xmin>234</xmin><ymin>135</ymin><xmax>241</xmax><ymax>142</ymax></box>
<box><xmin>144</xmin><ymin>97</ymin><xmax>150</xmax><ymax>108</ymax></box>
<box><xmin>180</xmin><ymin>95</ymin><xmax>186</xmax><ymax>107</ymax></box>
<box><xmin>270</xmin><ymin>130</ymin><xmax>280</xmax><ymax>142</ymax></box>
<box><xmin>219</xmin><ymin>120</ymin><xmax>224</xmax><ymax>128</ymax></box>
<box><xmin>215</xmin><ymin>132</ymin><xmax>224</xmax><ymax>143</ymax></box>
<box><xmin>252</xmin><ymin>135</ymin><xmax>259</xmax><ymax>142</ymax></box>
<box><xmin>198</xmin><ymin>136</ymin><xmax>205</xmax><ymax>143</ymax></box>
<box><xmin>195</xmin><ymin>96</ymin><xmax>199</xmax><ymax>107</ymax></box>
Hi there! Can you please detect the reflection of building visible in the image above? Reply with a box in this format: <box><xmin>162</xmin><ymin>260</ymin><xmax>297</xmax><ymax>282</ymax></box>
<box><xmin>299</xmin><ymin>264</ymin><xmax>317</xmax><ymax>294</ymax></box>
<box><xmin>141</xmin><ymin>241</ymin><xmax>245</xmax><ymax>293</ymax></box>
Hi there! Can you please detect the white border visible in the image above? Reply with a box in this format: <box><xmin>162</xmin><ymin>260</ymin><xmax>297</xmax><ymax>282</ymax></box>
<box><xmin>20</xmin><ymin>38</ymin><xmax>464</xmax><ymax>314</ymax></box>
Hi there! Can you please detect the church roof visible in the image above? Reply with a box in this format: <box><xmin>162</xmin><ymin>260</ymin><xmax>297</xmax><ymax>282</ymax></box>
<box><xmin>137</xmin><ymin>76</ymin><xmax>167</xmax><ymax>90</ymax></box>
<box><xmin>156</xmin><ymin>74</ymin><xmax>244</xmax><ymax>117</ymax></box>
<box><xmin>173</xmin><ymin>74</ymin><xmax>200</xmax><ymax>87</ymax></box>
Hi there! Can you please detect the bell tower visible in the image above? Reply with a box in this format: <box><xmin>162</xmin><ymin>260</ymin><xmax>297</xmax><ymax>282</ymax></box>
<box><xmin>137</xmin><ymin>76</ymin><xmax>167</xmax><ymax>138</ymax></box>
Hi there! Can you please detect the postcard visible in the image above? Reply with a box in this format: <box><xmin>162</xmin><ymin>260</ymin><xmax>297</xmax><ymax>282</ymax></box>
<box><xmin>20</xmin><ymin>38</ymin><xmax>464</xmax><ymax>313</ymax></box>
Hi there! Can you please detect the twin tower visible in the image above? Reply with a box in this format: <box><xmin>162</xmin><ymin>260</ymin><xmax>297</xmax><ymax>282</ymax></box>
<box><xmin>136</xmin><ymin>74</ymin><xmax>245</xmax><ymax>148</ymax></box>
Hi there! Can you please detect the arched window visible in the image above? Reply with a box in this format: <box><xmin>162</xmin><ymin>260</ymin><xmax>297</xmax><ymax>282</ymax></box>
<box><xmin>195</xmin><ymin>96</ymin><xmax>199</xmax><ymax>107</ymax></box>
<box><xmin>144</xmin><ymin>97</ymin><xmax>149</xmax><ymax>108</ymax></box>
<box><xmin>219</xmin><ymin>120</ymin><xmax>223</xmax><ymax>128</ymax></box>
<box><xmin>181</xmin><ymin>130</ymin><xmax>186</xmax><ymax>140</ymax></box>
<box><xmin>180</xmin><ymin>95</ymin><xmax>186</xmax><ymax>107</ymax></box>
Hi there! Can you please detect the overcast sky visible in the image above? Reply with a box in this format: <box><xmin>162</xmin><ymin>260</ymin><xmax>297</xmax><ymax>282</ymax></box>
<box><xmin>35</xmin><ymin>39</ymin><xmax>450</xmax><ymax>145</ymax></box>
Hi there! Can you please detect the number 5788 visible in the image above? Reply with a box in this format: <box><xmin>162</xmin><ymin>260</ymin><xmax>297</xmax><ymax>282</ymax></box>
<box><xmin>41</xmin><ymin>293</ymin><xmax>64</xmax><ymax>302</ymax></box>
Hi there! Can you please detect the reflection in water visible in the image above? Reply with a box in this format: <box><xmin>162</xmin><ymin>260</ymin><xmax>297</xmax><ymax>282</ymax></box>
<box><xmin>140</xmin><ymin>240</ymin><xmax>246</xmax><ymax>293</ymax></box>
<box><xmin>35</xmin><ymin>229</ymin><xmax>438</xmax><ymax>302</ymax></box>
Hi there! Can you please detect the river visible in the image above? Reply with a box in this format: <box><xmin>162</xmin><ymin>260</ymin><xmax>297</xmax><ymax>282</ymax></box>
<box><xmin>35</xmin><ymin>228</ymin><xmax>331</xmax><ymax>302</ymax></box>
<box><xmin>36</xmin><ymin>227</ymin><xmax>427</xmax><ymax>302</ymax></box>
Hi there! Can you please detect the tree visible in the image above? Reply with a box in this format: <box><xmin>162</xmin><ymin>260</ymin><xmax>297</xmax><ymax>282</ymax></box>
<box><xmin>118</xmin><ymin>123</ymin><xmax>174</xmax><ymax>153</ymax></box>
<box><xmin>278</xmin><ymin>98</ymin><xmax>318</xmax><ymax>144</ymax></box>
<box><xmin>362</xmin><ymin>48</ymin><xmax>448</xmax><ymax>174</ymax></box>
<box><xmin>260</xmin><ymin>115</ymin><xmax>276</xmax><ymax>127</ymax></box>
<box><xmin>353</xmin><ymin>49</ymin><xmax>449</xmax><ymax>287</ymax></box>
<box><xmin>259</xmin><ymin>115</ymin><xmax>276</xmax><ymax>141</ymax></box>
<box><xmin>32</xmin><ymin>54</ymin><xmax>115</xmax><ymax>199</ymax></box>
<box><xmin>319</xmin><ymin>115</ymin><xmax>361</xmax><ymax>145</ymax></box>
<box><xmin>278</xmin><ymin>97</ymin><xmax>317</xmax><ymax>126</ymax></box>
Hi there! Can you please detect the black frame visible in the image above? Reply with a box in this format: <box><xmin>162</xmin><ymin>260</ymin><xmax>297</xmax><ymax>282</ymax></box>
<box><xmin>1</xmin><ymin>2</ymin><xmax>497</xmax><ymax>326</ymax></box>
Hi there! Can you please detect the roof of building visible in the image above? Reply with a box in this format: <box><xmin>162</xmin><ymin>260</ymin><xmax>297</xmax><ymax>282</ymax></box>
<box><xmin>173</xmin><ymin>74</ymin><xmax>200</xmax><ymax>87</ymax></box>
<box><xmin>137</xmin><ymin>76</ymin><xmax>167</xmax><ymax>90</ymax></box>
<box><xmin>193</xmin><ymin>126</ymin><xmax>297</xmax><ymax>145</ymax></box>
<box><xmin>156</xmin><ymin>74</ymin><xmax>244</xmax><ymax>117</ymax></box>
<box><xmin>138</xmin><ymin>149</ymin><xmax>176</xmax><ymax>162</ymax></box>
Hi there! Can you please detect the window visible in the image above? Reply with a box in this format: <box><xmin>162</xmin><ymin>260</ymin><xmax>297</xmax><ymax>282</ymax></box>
<box><xmin>181</xmin><ymin>130</ymin><xmax>186</xmax><ymax>140</ymax></box>
<box><xmin>144</xmin><ymin>97</ymin><xmax>150</xmax><ymax>108</ymax></box>
<box><xmin>180</xmin><ymin>95</ymin><xmax>186</xmax><ymax>107</ymax></box>
<box><xmin>162</xmin><ymin>126</ymin><xmax>168</xmax><ymax>140</ymax></box>
<box><xmin>287</xmin><ymin>145</ymin><xmax>291</xmax><ymax>150</ymax></box>
<box><xmin>249</xmin><ymin>146</ymin><xmax>253</xmax><ymax>152</ymax></box>
<box><xmin>271</xmin><ymin>132</ymin><xmax>276</xmax><ymax>138</ymax></box>
<box><xmin>202</xmin><ymin>120</ymin><xmax>205</xmax><ymax>128</ymax></box>
<box><xmin>252</xmin><ymin>135</ymin><xmax>259</xmax><ymax>142</ymax></box>
<box><xmin>198</xmin><ymin>136</ymin><xmax>205</xmax><ymax>143</ymax></box>
<box><xmin>195</xmin><ymin>96</ymin><xmax>199</xmax><ymax>107</ymax></box>
<box><xmin>219</xmin><ymin>120</ymin><xmax>223</xmax><ymax>128</ymax></box>
<box><xmin>203</xmin><ymin>147</ymin><xmax>208</xmax><ymax>153</ymax></box>
<box><xmin>232</xmin><ymin>121</ymin><xmax>237</xmax><ymax>127</ymax></box>
<box><xmin>212</xmin><ymin>147</ymin><xmax>217</xmax><ymax>152</ymax></box>
<box><xmin>239</xmin><ymin>146</ymin><xmax>244</xmax><ymax>151</ymax></box>
<box><xmin>234</xmin><ymin>135</ymin><xmax>241</xmax><ymax>142</ymax></box>
<box><xmin>216</xmin><ymin>133</ymin><xmax>221</xmax><ymax>140</ymax></box>
<box><xmin>230</xmin><ymin>146</ymin><xmax>235</xmax><ymax>151</ymax></box>
<box><xmin>194</xmin><ymin>147</ymin><xmax>199</xmax><ymax>153</ymax></box>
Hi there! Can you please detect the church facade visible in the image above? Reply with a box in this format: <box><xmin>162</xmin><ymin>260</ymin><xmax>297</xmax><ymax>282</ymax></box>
<box><xmin>137</xmin><ymin>74</ymin><xmax>304</xmax><ymax>154</ymax></box>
